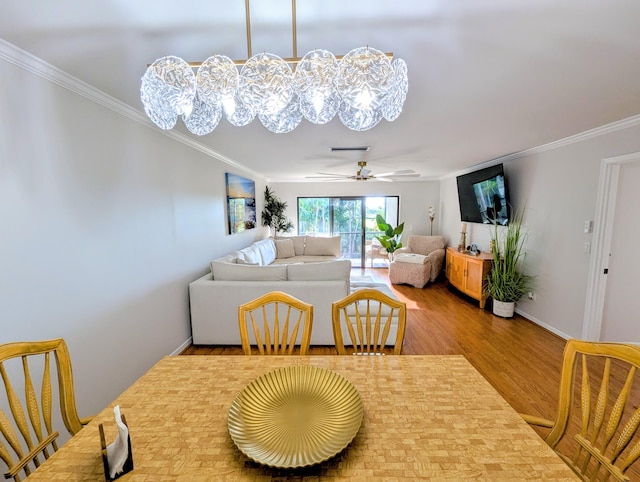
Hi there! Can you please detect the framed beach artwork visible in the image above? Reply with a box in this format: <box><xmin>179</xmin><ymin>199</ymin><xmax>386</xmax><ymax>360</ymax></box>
<box><xmin>225</xmin><ymin>173</ymin><xmax>256</xmax><ymax>234</ymax></box>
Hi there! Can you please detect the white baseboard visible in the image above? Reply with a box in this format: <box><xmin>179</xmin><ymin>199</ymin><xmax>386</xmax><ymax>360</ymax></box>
<box><xmin>171</xmin><ymin>337</ymin><xmax>193</xmax><ymax>356</ymax></box>
<box><xmin>514</xmin><ymin>308</ymin><xmax>572</xmax><ymax>341</ymax></box>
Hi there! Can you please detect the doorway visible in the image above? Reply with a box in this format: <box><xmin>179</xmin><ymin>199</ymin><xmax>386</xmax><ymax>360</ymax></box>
<box><xmin>297</xmin><ymin>196</ymin><xmax>399</xmax><ymax>268</ymax></box>
<box><xmin>583</xmin><ymin>151</ymin><xmax>640</xmax><ymax>341</ymax></box>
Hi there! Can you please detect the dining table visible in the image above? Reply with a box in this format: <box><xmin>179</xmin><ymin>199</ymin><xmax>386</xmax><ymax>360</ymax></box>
<box><xmin>27</xmin><ymin>355</ymin><xmax>578</xmax><ymax>481</ymax></box>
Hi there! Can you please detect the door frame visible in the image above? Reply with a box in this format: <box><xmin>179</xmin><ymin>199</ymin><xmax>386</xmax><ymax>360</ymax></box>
<box><xmin>582</xmin><ymin>151</ymin><xmax>640</xmax><ymax>340</ymax></box>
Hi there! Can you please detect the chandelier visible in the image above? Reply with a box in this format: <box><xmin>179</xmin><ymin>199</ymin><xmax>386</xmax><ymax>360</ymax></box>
<box><xmin>140</xmin><ymin>0</ymin><xmax>408</xmax><ymax>135</ymax></box>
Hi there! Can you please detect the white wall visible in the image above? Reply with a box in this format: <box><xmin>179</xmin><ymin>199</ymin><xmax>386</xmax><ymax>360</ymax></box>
<box><xmin>268</xmin><ymin>180</ymin><xmax>441</xmax><ymax>237</ymax></box>
<box><xmin>440</xmin><ymin>121</ymin><xmax>640</xmax><ymax>339</ymax></box>
<box><xmin>0</xmin><ymin>49</ymin><xmax>267</xmax><ymax>422</ymax></box>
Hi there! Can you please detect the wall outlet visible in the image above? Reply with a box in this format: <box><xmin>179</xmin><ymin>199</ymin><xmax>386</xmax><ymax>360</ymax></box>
<box><xmin>584</xmin><ymin>242</ymin><xmax>591</xmax><ymax>253</ymax></box>
<box><xmin>527</xmin><ymin>291</ymin><xmax>536</xmax><ymax>301</ymax></box>
<box><xmin>584</xmin><ymin>220</ymin><xmax>593</xmax><ymax>233</ymax></box>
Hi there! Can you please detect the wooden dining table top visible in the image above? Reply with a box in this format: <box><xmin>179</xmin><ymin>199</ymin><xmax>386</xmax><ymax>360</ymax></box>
<box><xmin>28</xmin><ymin>355</ymin><xmax>578</xmax><ymax>481</ymax></box>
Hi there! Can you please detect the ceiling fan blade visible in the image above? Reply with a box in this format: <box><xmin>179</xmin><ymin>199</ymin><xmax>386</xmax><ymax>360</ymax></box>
<box><xmin>360</xmin><ymin>168</ymin><xmax>372</xmax><ymax>177</ymax></box>
<box><xmin>389</xmin><ymin>172</ymin><xmax>421</xmax><ymax>178</ymax></box>
<box><xmin>375</xmin><ymin>169</ymin><xmax>417</xmax><ymax>177</ymax></box>
<box><xmin>376</xmin><ymin>176</ymin><xmax>394</xmax><ymax>182</ymax></box>
<box><xmin>318</xmin><ymin>172</ymin><xmax>351</xmax><ymax>176</ymax></box>
<box><xmin>306</xmin><ymin>172</ymin><xmax>351</xmax><ymax>178</ymax></box>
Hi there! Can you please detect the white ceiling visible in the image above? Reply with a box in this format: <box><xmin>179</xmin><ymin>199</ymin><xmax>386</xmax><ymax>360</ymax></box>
<box><xmin>2</xmin><ymin>0</ymin><xmax>640</xmax><ymax>182</ymax></box>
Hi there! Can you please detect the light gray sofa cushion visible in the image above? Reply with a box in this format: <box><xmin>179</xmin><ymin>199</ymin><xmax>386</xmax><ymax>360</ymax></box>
<box><xmin>287</xmin><ymin>259</ymin><xmax>351</xmax><ymax>281</ymax></box>
<box><xmin>211</xmin><ymin>261</ymin><xmax>287</xmax><ymax>281</ymax></box>
<box><xmin>303</xmin><ymin>235</ymin><xmax>341</xmax><ymax>256</ymax></box>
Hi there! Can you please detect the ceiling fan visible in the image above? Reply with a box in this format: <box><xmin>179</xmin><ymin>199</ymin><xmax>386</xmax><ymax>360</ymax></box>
<box><xmin>307</xmin><ymin>161</ymin><xmax>419</xmax><ymax>182</ymax></box>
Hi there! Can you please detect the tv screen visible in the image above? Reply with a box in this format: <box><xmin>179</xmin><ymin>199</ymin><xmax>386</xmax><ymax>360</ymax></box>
<box><xmin>456</xmin><ymin>164</ymin><xmax>510</xmax><ymax>225</ymax></box>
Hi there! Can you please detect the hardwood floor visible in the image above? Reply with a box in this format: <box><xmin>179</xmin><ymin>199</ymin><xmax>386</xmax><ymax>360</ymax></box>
<box><xmin>182</xmin><ymin>267</ymin><xmax>640</xmax><ymax>479</ymax></box>
<box><xmin>182</xmin><ymin>267</ymin><xmax>566</xmax><ymax>420</ymax></box>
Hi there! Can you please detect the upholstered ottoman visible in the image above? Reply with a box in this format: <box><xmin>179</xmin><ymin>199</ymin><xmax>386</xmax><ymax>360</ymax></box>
<box><xmin>389</xmin><ymin>256</ymin><xmax>431</xmax><ymax>288</ymax></box>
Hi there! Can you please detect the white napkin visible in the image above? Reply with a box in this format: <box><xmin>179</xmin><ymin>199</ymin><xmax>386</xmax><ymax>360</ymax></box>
<box><xmin>105</xmin><ymin>405</ymin><xmax>129</xmax><ymax>479</ymax></box>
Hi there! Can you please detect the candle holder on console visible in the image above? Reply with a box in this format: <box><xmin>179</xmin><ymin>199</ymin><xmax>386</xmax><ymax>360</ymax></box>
<box><xmin>458</xmin><ymin>232</ymin><xmax>467</xmax><ymax>252</ymax></box>
<box><xmin>458</xmin><ymin>222</ymin><xmax>468</xmax><ymax>252</ymax></box>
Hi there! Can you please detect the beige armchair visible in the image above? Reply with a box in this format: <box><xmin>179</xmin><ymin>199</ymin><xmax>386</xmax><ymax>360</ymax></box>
<box><xmin>389</xmin><ymin>235</ymin><xmax>446</xmax><ymax>288</ymax></box>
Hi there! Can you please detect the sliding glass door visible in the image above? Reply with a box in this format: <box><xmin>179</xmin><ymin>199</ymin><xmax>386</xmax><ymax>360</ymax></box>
<box><xmin>298</xmin><ymin>196</ymin><xmax>399</xmax><ymax>268</ymax></box>
<box><xmin>332</xmin><ymin>198</ymin><xmax>363</xmax><ymax>263</ymax></box>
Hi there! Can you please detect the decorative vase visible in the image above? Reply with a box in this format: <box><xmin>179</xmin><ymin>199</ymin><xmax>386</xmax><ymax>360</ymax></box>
<box><xmin>388</xmin><ymin>251</ymin><xmax>395</xmax><ymax>263</ymax></box>
<box><xmin>493</xmin><ymin>300</ymin><xmax>515</xmax><ymax>318</ymax></box>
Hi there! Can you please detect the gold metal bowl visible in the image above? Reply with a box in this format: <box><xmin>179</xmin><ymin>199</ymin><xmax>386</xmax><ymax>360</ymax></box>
<box><xmin>228</xmin><ymin>365</ymin><xmax>363</xmax><ymax>468</ymax></box>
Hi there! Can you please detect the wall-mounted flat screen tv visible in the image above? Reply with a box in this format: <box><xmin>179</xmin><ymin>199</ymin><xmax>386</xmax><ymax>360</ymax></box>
<box><xmin>456</xmin><ymin>163</ymin><xmax>510</xmax><ymax>225</ymax></box>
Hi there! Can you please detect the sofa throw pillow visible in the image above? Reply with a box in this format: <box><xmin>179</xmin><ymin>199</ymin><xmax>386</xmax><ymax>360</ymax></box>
<box><xmin>287</xmin><ymin>259</ymin><xmax>351</xmax><ymax>281</ymax></box>
<box><xmin>237</xmin><ymin>243</ymin><xmax>263</xmax><ymax>265</ymax></box>
<box><xmin>275</xmin><ymin>238</ymin><xmax>295</xmax><ymax>259</ymax></box>
<box><xmin>255</xmin><ymin>238</ymin><xmax>277</xmax><ymax>265</ymax></box>
<box><xmin>276</xmin><ymin>235</ymin><xmax>305</xmax><ymax>256</ymax></box>
<box><xmin>303</xmin><ymin>236</ymin><xmax>341</xmax><ymax>256</ymax></box>
<box><xmin>211</xmin><ymin>261</ymin><xmax>287</xmax><ymax>281</ymax></box>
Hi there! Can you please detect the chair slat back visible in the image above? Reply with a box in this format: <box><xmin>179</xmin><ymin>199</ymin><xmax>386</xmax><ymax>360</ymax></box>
<box><xmin>0</xmin><ymin>339</ymin><xmax>85</xmax><ymax>482</ymax></box>
<box><xmin>545</xmin><ymin>339</ymin><xmax>640</xmax><ymax>481</ymax></box>
<box><xmin>332</xmin><ymin>288</ymin><xmax>406</xmax><ymax>355</ymax></box>
<box><xmin>238</xmin><ymin>291</ymin><xmax>313</xmax><ymax>355</ymax></box>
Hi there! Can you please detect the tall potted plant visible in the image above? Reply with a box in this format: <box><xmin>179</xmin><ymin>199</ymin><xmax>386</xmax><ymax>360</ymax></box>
<box><xmin>375</xmin><ymin>214</ymin><xmax>404</xmax><ymax>261</ymax></box>
<box><xmin>261</xmin><ymin>187</ymin><xmax>294</xmax><ymax>236</ymax></box>
<box><xmin>484</xmin><ymin>206</ymin><xmax>535</xmax><ymax>318</ymax></box>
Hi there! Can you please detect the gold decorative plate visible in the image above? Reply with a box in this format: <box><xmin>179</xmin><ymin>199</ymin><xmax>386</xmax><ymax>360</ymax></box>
<box><xmin>228</xmin><ymin>365</ymin><xmax>363</xmax><ymax>468</ymax></box>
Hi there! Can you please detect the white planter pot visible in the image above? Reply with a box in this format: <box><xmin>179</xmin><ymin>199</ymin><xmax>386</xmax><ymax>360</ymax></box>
<box><xmin>493</xmin><ymin>300</ymin><xmax>515</xmax><ymax>318</ymax></box>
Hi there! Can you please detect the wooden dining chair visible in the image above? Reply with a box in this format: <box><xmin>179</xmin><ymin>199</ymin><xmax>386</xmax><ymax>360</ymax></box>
<box><xmin>332</xmin><ymin>288</ymin><xmax>406</xmax><ymax>355</ymax></box>
<box><xmin>0</xmin><ymin>338</ymin><xmax>92</xmax><ymax>482</ymax></box>
<box><xmin>520</xmin><ymin>339</ymin><xmax>640</xmax><ymax>481</ymax></box>
<box><xmin>238</xmin><ymin>291</ymin><xmax>314</xmax><ymax>355</ymax></box>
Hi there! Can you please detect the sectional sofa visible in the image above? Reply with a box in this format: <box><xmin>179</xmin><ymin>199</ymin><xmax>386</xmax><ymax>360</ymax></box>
<box><xmin>189</xmin><ymin>236</ymin><xmax>351</xmax><ymax>345</ymax></box>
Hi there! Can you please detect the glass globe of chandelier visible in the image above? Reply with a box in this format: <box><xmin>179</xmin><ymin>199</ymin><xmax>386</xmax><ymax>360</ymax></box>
<box><xmin>140</xmin><ymin>2</ymin><xmax>408</xmax><ymax>135</ymax></box>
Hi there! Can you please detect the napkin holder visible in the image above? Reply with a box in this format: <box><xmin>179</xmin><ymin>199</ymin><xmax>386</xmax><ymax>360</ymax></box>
<box><xmin>99</xmin><ymin>413</ymin><xmax>134</xmax><ymax>481</ymax></box>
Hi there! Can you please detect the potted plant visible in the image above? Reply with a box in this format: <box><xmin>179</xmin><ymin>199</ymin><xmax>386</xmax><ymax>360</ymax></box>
<box><xmin>375</xmin><ymin>214</ymin><xmax>404</xmax><ymax>262</ymax></box>
<box><xmin>261</xmin><ymin>187</ymin><xmax>294</xmax><ymax>236</ymax></box>
<box><xmin>484</xmin><ymin>206</ymin><xmax>535</xmax><ymax>318</ymax></box>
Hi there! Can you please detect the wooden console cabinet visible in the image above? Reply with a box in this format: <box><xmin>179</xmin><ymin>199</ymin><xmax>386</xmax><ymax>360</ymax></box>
<box><xmin>445</xmin><ymin>247</ymin><xmax>493</xmax><ymax>308</ymax></box>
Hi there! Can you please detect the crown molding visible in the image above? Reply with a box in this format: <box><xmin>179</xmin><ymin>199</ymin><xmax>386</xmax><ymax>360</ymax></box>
<box><xmin>0</xmin><ymin>38</ymin><xmax>265</xmax><ymax>181</ymax></box>
<box><xmin>442</xmin><ymin>113</ymin><xmax>640</xmax><ymax>180</ymax></box>
<box><xmin>4</xmin><ymin>37</ymin><xmax>638</xmax><ymax>185</ymax></box>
